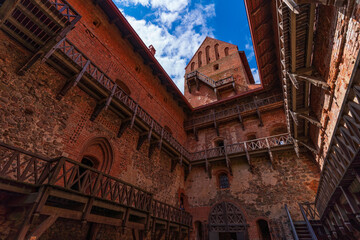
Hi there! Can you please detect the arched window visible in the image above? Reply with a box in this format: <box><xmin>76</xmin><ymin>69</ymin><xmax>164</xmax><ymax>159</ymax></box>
<box><xmin>215</xmin><ymin>44</ymin><xmax>219</xmax><ymax>60</ymax></box>
<box><xmin>219</xmin><ymin>173</ymin><xmax>230</xmax><ymax>189</ymax></box>
<box><xmin>205</xmin><ymin>46</ymin><xmax>210</xmax><ymax>64</ymax></box>
<box><xmin>257</xmin><ymin>219</ymin><xmax>271</xmax><ymax>240</ymax></box>
<box><xmin>191</xmin><ymin>62</ymin><xmax>195</xmax><ymax>71</ymax></box>
<box><xmin>198</xmin><ymin>51</ymin><xmax>202</xmax><ymax>68</ymax></box>
<box><xmin>215</xmin><ymin>139</ymin><xmax>224</xmax><ymax>148</ymax></box>
<box><xmin>116</xmin><ymin>79</ymin><xmax>131</xmax><ymax>96</ymax></box>
<box><xmin>224</xmin><ymin>47</ymin><xmax>229</xmax><ymax>56</ymax></box>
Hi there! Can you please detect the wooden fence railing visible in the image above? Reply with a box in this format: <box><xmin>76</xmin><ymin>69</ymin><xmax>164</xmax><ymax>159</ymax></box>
<box><xmin>0</xmin><ymin>142</ymin><xmax>192</xmax><ymax>227</ymax></box>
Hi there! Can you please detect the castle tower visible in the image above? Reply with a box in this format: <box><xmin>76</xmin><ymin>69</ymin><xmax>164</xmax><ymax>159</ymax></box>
<box><xmin>184</xmin><ymin>37</ymin><xmax>259</xmax><ymax>107</ymax></box>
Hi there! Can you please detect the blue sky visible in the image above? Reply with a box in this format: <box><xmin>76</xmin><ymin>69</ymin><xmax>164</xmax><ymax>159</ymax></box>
<box><xmin>115</xmin><ymin>0</ymin><xmax>259</xmax><ymax>92</ymax></box>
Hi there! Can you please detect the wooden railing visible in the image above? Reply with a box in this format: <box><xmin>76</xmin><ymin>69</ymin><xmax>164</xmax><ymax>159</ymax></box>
<box><xmin>190</xmin><ymin>133</ymin><xmax>293</xmax><ymax>162</ymax></box>
<box><xmin>184</xmin><ymin>94</ymin><xmax>283</xmax><ymax>129</ymax></box>
<box><xmin>299</xmin><ymin>202</ymin><xmax>320</xmax><ymax>221</ymax></box>
<box><xmin>56</xmin><ymin>39</ymin><xmax>192</xmax><ymax>160</ymax></box>
<box><xmin>47</xmin><ymin>0</ymin><xmax>80</xmax><ymax>23</ymax></box>
<box><xmin>285</xmin><ymin>204</ymin><xmax>299</xmax><ymax>240</ymax></box>
<box><xmin>0</xmin><ymin>142</ymin><xmax>192</xmax><ymax>227</ymax></box>
<box><xmin>185</xmin><ymin>70</ymin><xmax>235</xmax><ymax>89</ymax></box>
<box><xmin>299</xmin><ymin>203</ymin><xmax>318</xmax><ymax>240</ymax></box>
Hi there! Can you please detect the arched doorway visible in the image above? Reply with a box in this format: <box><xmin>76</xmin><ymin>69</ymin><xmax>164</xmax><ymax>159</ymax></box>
<box><xmin>208</xmin><ymin>202</ymin><xmax>248</xmax><ymax>240</ymax></box>
<box><xmin>257</xmin><ymin>219</ymin><xmax>271</xmax><ymax>240</ymax></box>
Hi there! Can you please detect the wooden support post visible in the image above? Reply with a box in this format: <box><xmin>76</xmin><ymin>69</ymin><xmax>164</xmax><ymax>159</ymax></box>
<box><xmin>213</xmin><ymin>111</ymin><xmax>219</xmax><ymax>136</ymax></box>
<box><xmin>90</xmin><ymin>100</ymin><xmax>107</xmax><ymax>122</ymax></box>
<box><xmin>26</xmin><ymin>214</ymin><xmax>58</xmax><ymax>240</ymax></box>
<box><xmin>254</xmin><ymin>97</ymin><xmax>263</xmax><ymax>127</ymax></box>
<box><xmin>329</xmin><ymin>209</ymin><xmax>346</xmax><ymax>234</ymax></box>
<box><xmin>287</xmin><ymin>72</ymin><xmax>299</xmax><ymax>89</ymax></box>
<box><xmin>14</xmin><ymin>186</ymin><xmax>50</xmax><ymax>240</ymax></box>
<box><xmin>130</xmin><ymin>103</ymin><xmax>139</xmax><ymax>129</ymax></box>
<box><xmin>290</xmin><ymin>8</ymin><xmax>298</xmax><ymax>139</ymax></box>
<box><xmin>137</xmin><ymin>132</ymin><xmax>148</xmax><ymax>150</ymax></box>
<box><xmin>293</xmin><ymin>73</ymin><xmax>330</xmax><ymax>90</ymax></box>
<box><xmin>171</xmin><ymin>158</ymin><xmax>178</xmax><ymax>172</ymax></box>
<box><xmin>265</xmin><ymin>138</ymin><xmax>274</xmax><ymax>168</ymax></box>
<box><xmin>296</xmin><ymin>139</ymin><xmax>318</xmax><ymax>154</ymax></box>
<box><xmin>205</xmin><ymin>148</ymin><xmax>209</xmax><ymax>173</ymax></box>
<box><xmin>193</xmin><ymin>127</ymin><xmax>198</xmax><ymax>141</ymax></box>
<box><xmin>224</xmin><ymin>143</ymin><xmax>232</xmax><ymax>175</ymax></box>
<box><xmin>117</xmin><ymin>118</ymin><xmax>131</xmax><ymax>138</ymax></box>
<box><xmin>56</xmin><ymin>60</ymin><xmax>91</xmax><ymax>100</ymax></box>
<box><xmin>340</xmin><ymin>186</ymin><xmax>360</xmax><ymax>222</ymax></box>
<box><xmin>244</xmin><ymin>142</ymin><xmax>251</xmax><ymax>166</ymax></box>
<box><xmin>282</xmin><ymin>0</ymin><xmax>300</xmax><ymax>14</ymax></box>
<box><xmin>87</xmin><ymin>223</ymin><xmax>100</xmax><ymax>240</ymax></box>
<box><xmin>293</xmin><ymin>140</ymin><xmax>300</xmax><ymax>158</ymax></box>
<box><xmin>236</xmin><ymin>105</ymin><xmax>245</xmax><ymax>130</ymax></box>
<box><xmin>148</xmin><ymin>140</ymin><xmax>159</xmax><ymax>158</ymax></box>
<box><xmin>334</xmin><ymin>203</ymin><xmax>353</xmax><ymax>232</ymax></box>
<box><xmin>159</xmin><ymin>127</ymin><xmax>164</xmax><ymax>151</ymax></box>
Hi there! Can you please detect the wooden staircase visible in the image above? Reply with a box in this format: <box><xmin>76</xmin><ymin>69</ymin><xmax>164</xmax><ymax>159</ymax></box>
<box><xmin>294</xmin><ymin>221</ymin><xmax>312</xmax><ymax>240</ymax></box>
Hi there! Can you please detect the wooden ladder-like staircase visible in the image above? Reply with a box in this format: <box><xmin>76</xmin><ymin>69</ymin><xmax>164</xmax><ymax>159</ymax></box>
<box><xmin>294</xmin><ymin>221</ymin><xmax>313</xmax><ymax>240</ymax></box>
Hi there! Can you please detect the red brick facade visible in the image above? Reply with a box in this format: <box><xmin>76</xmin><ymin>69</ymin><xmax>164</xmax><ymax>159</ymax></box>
<box><xmin>0</xmin><ymin>0</ymin><xmax>359</xmax><ymax>240</ymax></box>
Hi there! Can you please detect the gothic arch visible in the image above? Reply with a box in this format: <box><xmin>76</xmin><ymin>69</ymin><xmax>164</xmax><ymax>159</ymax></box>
<box><xmin>208</xmin><ymin>202</ymin><xmax>247</xmax><ymax>233</ymax></box>
<box><xmin>80</xmin><ymin>137</ymin><xmax>114</xmax><ymax>174</ymax></box>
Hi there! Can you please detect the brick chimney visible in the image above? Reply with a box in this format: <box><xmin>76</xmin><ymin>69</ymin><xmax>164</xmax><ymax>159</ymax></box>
<box><xmin>148</xmin><ymin>45</ymin><xmax>156</xmax><ymax>56</ymax></box>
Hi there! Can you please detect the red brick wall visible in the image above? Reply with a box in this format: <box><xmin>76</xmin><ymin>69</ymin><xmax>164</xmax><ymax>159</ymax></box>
<box><xmin>186</xmin><ymin>108</ymin><xmax>286</xmax><ymax>152</ymax></box>
<box><xmin>66</xmin><ymin>0</ymin><xmax>187</xmax><ymax>145</ymax></box>
<box><xmin>311</xmin><ymin>4</ymin><xmax>360</xmax><ymax>168</ymax></box>
<box><xmin>184</xmin><ymin>38</ymin><xmax>258</xmax><ymax>108</ymax></box>
<box><xmin>0</xmin><ymin>29</ymin><xmax>184</xmax><ymax>205</ymax></box>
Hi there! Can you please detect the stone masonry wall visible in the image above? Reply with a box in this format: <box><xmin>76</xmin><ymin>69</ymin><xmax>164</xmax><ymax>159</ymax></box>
<box><xmin>185</xmin><ymin>151</ymin><xmax>320</xmax><ymax>240</ymax></box>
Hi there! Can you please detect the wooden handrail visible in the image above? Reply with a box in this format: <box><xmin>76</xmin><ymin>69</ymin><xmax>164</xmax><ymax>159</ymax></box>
<box><xmin>285</xmin><ymin>204</ymin><xmax>299</xmax><ymax>240</ymax></box>
<box><xmin>0</xmin><ymin>142</ymin><xmax>193</xmax><ymax>227</ymax></box>
<box><xmin>299</xmin><ymin>203</ymin><xmax>318</xmax><ymax>240</ymax></box>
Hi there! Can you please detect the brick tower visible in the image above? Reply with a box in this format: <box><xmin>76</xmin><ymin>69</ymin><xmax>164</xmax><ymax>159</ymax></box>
<box><xmin>184</xmin><ymin>37</ymin><xmax>260</xmax><ymax>107</ymax></box>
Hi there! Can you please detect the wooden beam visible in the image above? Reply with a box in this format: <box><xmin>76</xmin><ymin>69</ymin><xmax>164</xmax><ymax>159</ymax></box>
<box><xmin>56</xmin><ymin>60</ymin><xmax>91</xmax><ymax>100</ymax></box>
<box><xmin>87</xmin><ymin>223</ymin><xmax>100</xmax><ymax>240</ymax></box>
<box><xmin>117</xmin><ymin>118</ymin><xmax>131</xmax><ymax>138</ymax></box>
<box><xmin>283</xmin><ymin>0</ymin><xmax>300</xmax><ymax>14</ymax></box>
<box><xmin>340</xmin><ymin>186</ymin><xmax>360</xmax><ymax>222</ymax></box>
<box><xmin>27</xmin><ymin>215</ymin><xmax>58</xmax><ymax>240</ymax></box>
<box><xmin>90</xmin><ymin>83</ymin><xmax>117</xmax><ymax>121</ymax></box>
<box><xmin>293</xmin><ymin>73</ymin><xmax>330</xmax><ymax>90</ymax></box>
<box><xmin>137</xmin><ymin>132</ymin><xmax>148</xmax><ymax>150</ymax></box>
<box><xmin>290</xmin><ymin>10</ymin><xmax>298</xmax><ymax>139</ymax></box>
<box><xmin>287</xmin><ymin>72</ymin><xmax>299</xmax><ymax>89</ymax></box>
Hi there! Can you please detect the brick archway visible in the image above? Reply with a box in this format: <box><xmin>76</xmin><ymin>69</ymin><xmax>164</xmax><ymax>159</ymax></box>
<box><xmin>80</xmin><ymin>137</ymin><xmax>114</xmax><ymax>174</ymax></box>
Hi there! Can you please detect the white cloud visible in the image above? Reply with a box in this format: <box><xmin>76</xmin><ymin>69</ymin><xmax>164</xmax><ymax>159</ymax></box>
<box><xmin>245</xmin><ymin>43</ymin><xmax>254</xmax><ymax>61</ymax></box>
<box><xmin>251</xmin><ymin>68</ymin><xmax>260</xmax><ymax>84</ymax></box>
<box><xmin>159</xmin><ymin>11</ymin><xmax>179</xmax><ymax>28</ymax></box>
<box><xmin>122</xmin><ymin>4</ymin><xmax>215</xmax><ymax>92</ymax></box>
<box><xmin>117</xmin><ymin>0</ymin><xmax>189</xmax><ymax>12</ymax></box>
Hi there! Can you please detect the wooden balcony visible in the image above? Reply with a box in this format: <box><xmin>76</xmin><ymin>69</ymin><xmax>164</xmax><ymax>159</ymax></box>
<box><xmin>46</xmin><ymin>39</ymin><xmax>192</xmax><ymax>162</ymax></box>
<box><xmin>185</xmin><ymin>71</ymin><xmax>236</xmax><ymax>97</ymax></box>
<box><xmin>189</xmin><ymin>133</ymin><xmax>293</xmax><ymax>175</ymax></box>
<box><xmin>184</xmin><ymin>94</ymin><xmax>284</xmax><ymax>131</ymax></box>
<box><xmin>0</xmin><ymin>141</ymin><xmax>192</xmax><ymax>239</ymax></box>
<box><xmin>0</xmin><ymin>0</ymin><xmax>81</xmax><ymax>73</ymax></box>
